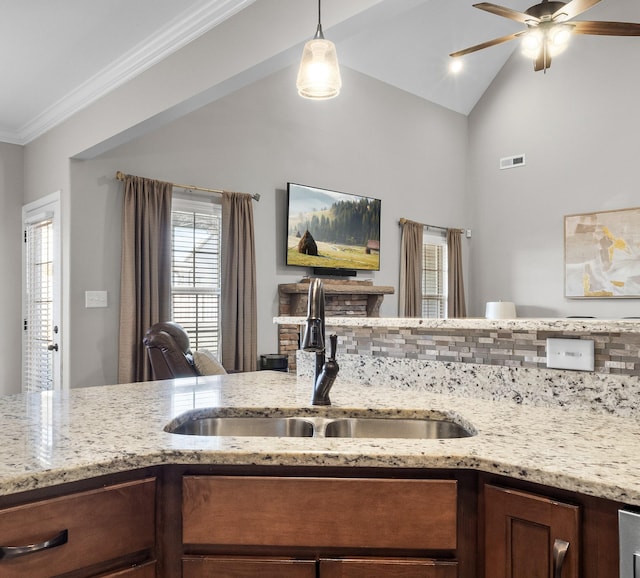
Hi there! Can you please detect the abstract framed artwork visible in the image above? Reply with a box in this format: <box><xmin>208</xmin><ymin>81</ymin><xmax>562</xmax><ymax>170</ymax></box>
<box><xmin>565</xmin><ymin>207</ymin><xmax>640</xmax><ymax>298</ymax></box>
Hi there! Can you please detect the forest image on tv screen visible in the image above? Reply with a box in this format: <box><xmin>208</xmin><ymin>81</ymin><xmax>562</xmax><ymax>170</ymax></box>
<box><xmin>287</xmin><ymin>183</ymin><xmax>381</xmax><ymax>271</ymax></box>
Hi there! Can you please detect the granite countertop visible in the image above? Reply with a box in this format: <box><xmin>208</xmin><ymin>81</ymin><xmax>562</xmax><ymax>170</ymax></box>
<box><xmin>2</xmin><ymin>370</ymin><xmax>639</xmax><ymax>505</ymax></box>
<box><xmin>274</xmin><ymin>316</ymin><xmax>640</xmax><ymax>333</ymax></box>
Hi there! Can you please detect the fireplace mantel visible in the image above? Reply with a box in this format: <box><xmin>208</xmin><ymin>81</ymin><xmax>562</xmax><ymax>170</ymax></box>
<box><xmin>278</xmin><ymin>281</ymin><xmax>394</xmax><ymax>318</ymax></box>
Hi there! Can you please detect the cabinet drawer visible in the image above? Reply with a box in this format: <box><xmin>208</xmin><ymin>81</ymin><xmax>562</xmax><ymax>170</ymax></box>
<box><xmin>183</xmin><ymin>555</ymin><xmax>316</xmax><ymax>577</ymax></box>
<box><xmin>0</xmin><ymin>478</ymin><xmax>156</xmax><ymax>578</ymax></box>
<box><xmin>183</xmin><ymin>476</ymin><xmax>457</xmax><ymax>550</ymax></box>
<box><xmin>320</xmin><ymin>557</ymin><xmax>458</xmax><ymax>577</ymax></box>
<box><xmin>102</xmin><ymin>561</ymin><xmax>157</xmax><ymax>577</ymax></box>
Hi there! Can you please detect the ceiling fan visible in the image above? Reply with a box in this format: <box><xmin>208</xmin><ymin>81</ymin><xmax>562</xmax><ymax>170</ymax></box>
<box><xmin>450</xmin><ymin>0</ymin><xmax>640</xmax><ymax>72</ymax></box>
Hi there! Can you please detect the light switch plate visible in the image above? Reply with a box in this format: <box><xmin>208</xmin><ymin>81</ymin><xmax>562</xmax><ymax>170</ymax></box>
<box><xmin>85</xmin><ymin>290</ymin><xmax>108</xmax><ymax>308</ymax></box>
<box><xmin>546</xmin><ymin>338</ymin><xmax>594</xmax><ymax>371</ymax></box>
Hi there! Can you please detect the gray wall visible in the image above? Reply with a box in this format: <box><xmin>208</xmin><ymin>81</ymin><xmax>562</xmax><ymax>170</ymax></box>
<box><xmin>71</xmin><ymin>65</ymin><xmax>468</xmax><ymax>387</ymax></box>
<box><xmin>0</xmin><ymin>144</ymin><xmax>24</xmax><ymax>394</ymax></box>
<box><xmin>467</xmin><ymin>33</ymin><xmax>640</xmax><ymax>318</ymax></box>
<box><xmin>20</xmin><ymin>0</ymin><xmax>383</xmax><ymax>390</ymax></box>
<box><xmin>6</xmin><ymin>0</ymin><xmax>639</xmax><ymax>393</ymax></box>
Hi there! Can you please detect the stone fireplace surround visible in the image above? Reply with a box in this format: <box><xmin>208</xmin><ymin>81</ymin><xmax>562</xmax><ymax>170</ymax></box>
<box><xmin>277</xmin><ymin>279</ymin><xmax>394</xmax><ymax>372</ymax></box>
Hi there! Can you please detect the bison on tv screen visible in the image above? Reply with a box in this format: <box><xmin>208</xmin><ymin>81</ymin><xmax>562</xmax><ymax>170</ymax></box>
<box><xmin>286</xmin><ymin>182</ymin><xmax>381</xmax><ymax>273</ymax></box>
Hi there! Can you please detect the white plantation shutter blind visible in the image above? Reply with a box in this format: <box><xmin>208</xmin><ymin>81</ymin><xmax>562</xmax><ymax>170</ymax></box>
<box><xmin>171</xmin><ymin>197</ymin><xmax>222</xmax><ymax>354</ymax></box>
<box><xmin>422</xmin><ymin>232</ymin><xmax>448</xmax><ymax>318</ymax></box>
<box><xmin>24</xmin><ymin>216</ymin><xmax>54</xmax><ymax>392</ymax></box>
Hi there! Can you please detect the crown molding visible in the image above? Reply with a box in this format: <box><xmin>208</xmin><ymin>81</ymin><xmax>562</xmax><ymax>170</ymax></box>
<box><xmin>13</xmin><ymin>0</ymin><xmax>255</xmax><ymax>145</ymax></box>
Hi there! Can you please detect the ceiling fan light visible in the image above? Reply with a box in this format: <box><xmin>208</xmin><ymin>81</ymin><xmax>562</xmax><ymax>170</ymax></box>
<box><xmin>449</xmin><ymin>57</ymin><xmax>463</xmax><ymax>74</ymax></box>
<box><xmin>297</xmin><ymin>37</ymin><xmax>342</xmax><ymax>100</ymax></box>
<box><xmin>521</xmin><ymin>30</ymin><xmax>543</xmax><ymax>57</ymax></box>
<box><xmin>547</xmin><ymin>23</ymin><xmax>573</xmax><ymax>56</ymax></box>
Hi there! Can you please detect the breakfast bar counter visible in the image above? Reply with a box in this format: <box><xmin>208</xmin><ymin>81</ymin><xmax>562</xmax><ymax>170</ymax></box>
<box><xmin>1</xmin><ymin>370</ymin><xmax>639</xmax><ymax>505</ymax></box>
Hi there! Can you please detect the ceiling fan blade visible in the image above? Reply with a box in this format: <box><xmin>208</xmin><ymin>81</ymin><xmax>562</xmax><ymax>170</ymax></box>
<box><xmin>552</xmin><ymin>0</ymin><xmax>601</xmax><ymax>21</ymax></box>
<box><xmin>473</xmin><ymin>2</ymin><xmax>536</xmax><ymax>24</ymax></box>
<box><xmin>450</xmin><ymin>31</ymin><xmax>523</xmax><ymax>58</ymax></box>
<box><xmin>572</xmin><ymin>20</ymin><xmax>640</xmax><ymax>36</ymax></box>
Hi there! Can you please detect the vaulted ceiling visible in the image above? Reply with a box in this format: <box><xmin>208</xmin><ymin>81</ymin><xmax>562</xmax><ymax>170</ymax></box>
<box><xmin>3</xmin><ymin>0</ymin><xmax>639</xmax><ymax>145</ymax></box>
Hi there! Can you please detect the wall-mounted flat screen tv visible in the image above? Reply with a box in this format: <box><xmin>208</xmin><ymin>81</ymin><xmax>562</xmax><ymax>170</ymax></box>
<box><xmin>286</xmin><ymin>182</ymin><xmax>381</xmax><ymax>273</ymax></box>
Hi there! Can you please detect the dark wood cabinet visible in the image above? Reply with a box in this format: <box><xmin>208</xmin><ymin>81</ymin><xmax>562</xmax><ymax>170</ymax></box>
<box><xmin>0</xmin><ymin>478</ymin><xmax>156</xmax><ymax>578</ymax></box>
<box><xmin>0</xmin><ymin>466</ymin><xmax>625</xmax><ymax>578</ymax></box>
<box><xmin>181</xmin><ymin>475</ymin><xmax>460</xmax><ymax>577</ymax></box>
<box><xmin>320</xmin><ymin>557</ymin><xmax>458</xmax><ymax>577</ymax></box>
<box><xmin>182</xmin><ymin>556</ymin><xmax>317</xmax><ymax>577</ymax></box>
<box><xmin>183</xmin><ymin>476</ymin><xmax>457</xmax><ymax>551</ymax></box>
<box><xmin>102</xmin><ymin>561</ymin><xmax>157</xmax><ymax>577</ymax></box>
<box><xmin>483</xmin><ymin>484</ymin><xmax>580</xmax><ymax>578</ymax></box>
<box><xmin>182</xmin><ymin>556</ymin><xmax>456</xmax><ymax>577</ymax></box>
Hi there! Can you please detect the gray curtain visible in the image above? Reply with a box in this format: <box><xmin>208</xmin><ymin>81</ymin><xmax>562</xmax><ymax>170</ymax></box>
<box><xmin>399</xmin><ymin>219</ymin><xmax>423</xmax><ymax>317</ymax></box>
<box><xmin>118</xmin><ymin>175</ymin><xmax>173</xmax><ymax>383</ymax></box>
<box><xmin>447</xmin><ymin>228</ymin><xmax>467</xmax><ymax>318</ymax></box>
<box><xmin>221</xmin><ymin>192</ymin><xmax>257</xmax><ymax>372</ymax></box>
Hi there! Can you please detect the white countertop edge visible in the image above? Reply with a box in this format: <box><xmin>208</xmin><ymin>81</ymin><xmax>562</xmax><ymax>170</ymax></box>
<box><xmin>274</xmin><ymin>316</ymin><xmax>640</xmax><ymax>333</ymax></box>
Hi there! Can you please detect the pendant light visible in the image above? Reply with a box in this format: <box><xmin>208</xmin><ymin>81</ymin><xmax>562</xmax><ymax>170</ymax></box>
<box><xmin>296</xmin><ymin>0</ymin><xmax>342</xmax><ymax>100</ymax></box>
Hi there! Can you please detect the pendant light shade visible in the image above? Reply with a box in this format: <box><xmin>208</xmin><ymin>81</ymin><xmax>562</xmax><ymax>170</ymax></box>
<box><xmin>296</xmin><ymin>0</ymin><xmax>341</xmax><ymax>100</ymax></box>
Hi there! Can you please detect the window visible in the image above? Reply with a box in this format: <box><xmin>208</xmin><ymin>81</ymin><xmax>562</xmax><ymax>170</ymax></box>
<box><xmin>171</xmin><ymin>195</ymin><xmax>222</xmax><ymax>356</ymax></box>
<box><xmin>422</xmin><ymin>231</ymin><xmax>448</xmax><ymax>318</ymax></box>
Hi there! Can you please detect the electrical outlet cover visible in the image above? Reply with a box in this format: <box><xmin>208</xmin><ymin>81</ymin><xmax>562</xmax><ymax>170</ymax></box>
<box><xmin>546</xmin><ymin>338</ymin><xmax>594</xmax><ymax>371</ymax></box>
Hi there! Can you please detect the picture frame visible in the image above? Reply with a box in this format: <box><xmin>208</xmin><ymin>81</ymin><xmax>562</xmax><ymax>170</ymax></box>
<box><xmin>565</xmin><ymin>207</ymin><xmax>640</xmax><ymax>298</ymax></box>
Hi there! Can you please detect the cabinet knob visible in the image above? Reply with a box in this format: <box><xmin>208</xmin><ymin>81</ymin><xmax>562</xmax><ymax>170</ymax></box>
<box><xmin>553</xmin><ymin>538</ymin><xmax>570</xmax><ymax>578</ymax></box>
<box><xmin>0</xmin><ymin>529</ymin><xmax>68</xmax><ymax>560</ymax></box>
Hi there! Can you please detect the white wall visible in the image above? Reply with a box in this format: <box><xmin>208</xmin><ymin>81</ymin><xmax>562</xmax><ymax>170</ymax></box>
<box><xmin>467</xmin><ymin>34</ymin><xmax>640</xmax><ymax>318</ymax></box>
<box><xmin>70</xmin><ymin>65</ymin><xmax>468</xmax><ymax>387</ymax></box>
<box><xmin>0</xmin><ymin>144</ymin><xmax>24</xmax><ymax>394</ymax></box>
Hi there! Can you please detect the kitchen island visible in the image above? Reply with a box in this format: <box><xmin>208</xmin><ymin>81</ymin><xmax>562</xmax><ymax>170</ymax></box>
<box><xmin>0</xmin><ymin>370</ymin><xmax>637</xmax><ymax>577</ymax></box>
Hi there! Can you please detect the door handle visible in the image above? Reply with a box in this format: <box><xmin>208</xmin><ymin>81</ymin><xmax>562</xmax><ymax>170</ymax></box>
<box><xmin>553</xmin><ymin>538</ymin><xmax>570</xmax><ymax>578</ymax></box>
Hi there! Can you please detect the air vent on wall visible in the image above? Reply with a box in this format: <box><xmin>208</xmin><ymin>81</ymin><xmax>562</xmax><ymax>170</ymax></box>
<box><xmin>499</xmin><ymin>154</ymin><xmax>526</xmax><ymax>170</ymax></box>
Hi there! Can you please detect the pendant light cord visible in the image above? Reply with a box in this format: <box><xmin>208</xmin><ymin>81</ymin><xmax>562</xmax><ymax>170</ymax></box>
<box><xmin>314</xmin><ymin>0</ymin><xmax>325</xmax><ymax>40</ymax></box>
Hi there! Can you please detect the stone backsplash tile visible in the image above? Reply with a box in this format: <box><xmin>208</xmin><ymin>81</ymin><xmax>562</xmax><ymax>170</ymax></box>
<box><xmin>327</xmin><ymin>325</ymin><xmax>640</xmax><ymax>377</ymax></box>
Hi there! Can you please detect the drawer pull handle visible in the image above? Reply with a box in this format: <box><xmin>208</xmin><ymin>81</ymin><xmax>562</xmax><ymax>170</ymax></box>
<box><xmin>0</xmin><ymin>529</ymin><xmax>68</xmax><ymax>560</ymax></box>
<box><xmin>553</xmin><ymin>538</ymin><xmax>570</xmax><ymax>578</ymax></box>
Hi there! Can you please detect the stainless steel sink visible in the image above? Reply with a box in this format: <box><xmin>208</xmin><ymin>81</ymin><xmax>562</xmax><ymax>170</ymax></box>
<box><xmin>324</xmin><ymin>417</ymin><xmax>473</xmax><ymax>439</ymax></box>
<box><xmin>165</xmin><ymin>411</ymin><xmax>475</xmax><ymax>439</ymax></box>
<box><xmin>166</xmin><ymin>416</ymin><xmax>314</xmax><ymax>437</ymax></box>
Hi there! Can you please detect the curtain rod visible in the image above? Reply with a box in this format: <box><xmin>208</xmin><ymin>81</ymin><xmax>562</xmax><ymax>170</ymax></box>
<box><xmin>399</xmin><ymin>217</ymin><xmax>463</xmax><ymax>234</ymax></box>
<box><xmin>115</xmin><ymin>171</ymin><xmax>260</xmax><ymax>201</ymax></box>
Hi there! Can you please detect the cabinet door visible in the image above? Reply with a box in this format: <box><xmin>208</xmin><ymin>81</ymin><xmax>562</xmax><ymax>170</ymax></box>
<box><xmin>320</xmin><ymin>558</ymin><xmax>457</xmax><ymax>577</ymax></box>
<box><xmin>182</xmin><ymin>556</ymin><xmax>316</xmax><ymax>577</ymax></box>
<box><xmin>484</xmin><ymin>484</ymin><xmax>579</xmax><ymax>578</ymax></box>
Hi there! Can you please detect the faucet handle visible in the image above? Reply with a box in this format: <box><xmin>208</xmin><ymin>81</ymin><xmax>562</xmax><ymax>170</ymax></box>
<box><xmin>329</xmin><ymin>333</ymin><xmax>338</xmax><ymax>360</ymax></box>
<box><xmin>302</xmin><ymin>318</ymin><xmax>325</xmax><ymax>352</ymax></box>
